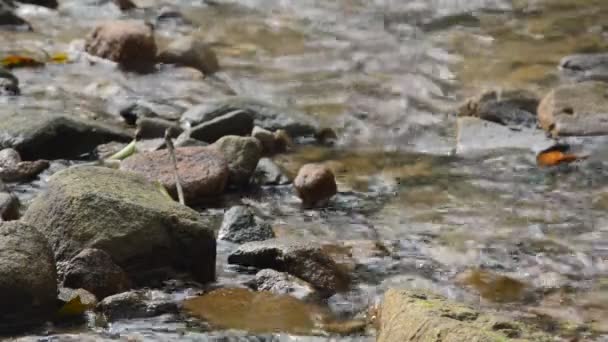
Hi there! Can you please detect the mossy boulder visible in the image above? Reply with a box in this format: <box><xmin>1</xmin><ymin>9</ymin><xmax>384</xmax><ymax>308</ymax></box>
<box><xmin>22</xmin><ymin>166</ymin><xmax>216</xmax><ymax>284</ymax></box>
<box><xmin>378</xmin><ymin>289</ymin><xmax>551</xmax><ymax>342</ymax></box>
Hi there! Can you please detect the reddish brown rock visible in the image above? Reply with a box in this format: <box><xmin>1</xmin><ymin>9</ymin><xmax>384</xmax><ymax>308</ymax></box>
<box><xmin>120</xmin><ymin>146</ymin><xmax>228</xmax><ymax>202</ymax></box>
<box><xmin>0</xmin><ymin>160</ymin><xmax>49</xmax><ymax>182</ymax></box>
<box><xmin>85</xmin><ymin>20</ymin><xmax>157</xmax><ymax>73</ymax></box>
<box><xmin>293</xmin><ymin>164</ymin><xmax>337</xmax><ymax>207</ymax></box>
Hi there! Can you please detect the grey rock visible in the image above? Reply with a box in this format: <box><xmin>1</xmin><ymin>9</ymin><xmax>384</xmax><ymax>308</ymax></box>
<box><xmin>253</xmin><ymin>158</ymin><xmax>290</xmax><ymax>185</ymax></box>
<box><xmin>22</xmin><ymin>166</ymin><xmax>216</xmax><ymax>284</ymax></box>
<box><xmin>157</xmin><ymin>36</ymin><xmax>219</xmax><ymax>75</ymax></box>
<box><xmin>135</xmin><ymin>117</ymin><xmax>183</xmax><ymax>140</ymax></box>
<box><xmin>247</xmin><ymin>269</ymin><xmax>317</xmax><ymax>301</ymax></box>
<box><xmin>0</xmin><ymin>67</ymin><xmax>19</xmax><ymax>95</ymax></box>
<box><xmin>119</xmin><ymin>100</ymin><xmax>184</xmax><ymax>125</ymax></box>
<box><xmin>0</xmin><ymin>191</ymin><xmax>19</xmax><ymax>220</ymax></box>
<box><xmin>218</xmin><ymin>206</ymin><xmax>274</xmax><ymax>244</ymax></box>
<box><xmin>456</xmin><ymin>117</ymin><xmax>553</xmax><ymax>155</ymax></box>
<box><xmin>0</xmin><ymin>147</ymin><xmax>20</xmax><ymax>168</ymax></box>
<box><xmin>63</xmin><ymin>248</ymin><xmax>132</xmax><ymax>300</ymax></box>
<box><xmin>211</xmin><ymin>136</ymin><xmax>262</xmax><ymax>187</ymax></box>
<box><xmin>538</xmin><ymin>81</ymin><xmax>608</xmax><ymax>137</ymax></box>
<box><xmin>190</xmin><ymin>109</ymin><xmax>254</xmax><ymax>143</ymax></box>
<box><xmin>97</xmin><ymin>289</ymin><xmax>178</xmax><ymax>321</ymax></box>
<box><xmin>252</xmin><ymin>126</ymin><xmax>275</xmax><ymax>154</ymax></box>
<box><xmin>0</xmin><ymin>112</ymin><xmax>131</xmax><ymax>160</ymax></box>
<box><xmin>0</xmin><ymin>221</ymin><xmax>57</xmax><ymax>332</ymax></box>
<box><xmin>228</xmin><ymin>239</ymin><xmax>350</xmax><ymax>296</ymax></box>
<box><xmin>174</xmin><ymin>131</ymin><xmax>208</xmax><ymax>148</ymax></box>
<box><xmin>559</xmin><ymin>53</ymin><xmax>608</xmax><ymax>82</ymax></box>
<box><xmin>458</xmin><ymin>89</ymin><xmax>538</xmax><ymax>128</ymax></box>
<box><xmin>181</xmin><ymin>97</ymin><xmax>319</xmax><ymax>138</ymax></box>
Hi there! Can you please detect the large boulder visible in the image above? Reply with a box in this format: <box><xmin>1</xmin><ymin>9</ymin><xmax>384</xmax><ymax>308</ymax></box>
<box><xmin>120</xmin><ymin>146</ymin><xmax>229</xmax><ymax>202</ymax></box>
<box><xmin>0</xmin><ymin>112</ymin><xmax>130</xmax><ymax>160</ymax></box>
<box><xmin>211</xmin><ymin>136</ymin><xmax>261</xmax><ymax>187</ymax></box>
<box><xmin>181</xmin><ymin>97</ymin><xmax>319</xmax><ymax>138</ymax></box>
<box><xmin>228</xmin><ymin>239</ymin><xmax>350</xmax><ymax>296</ymax></box>
<box><xmin>0</xmin><ymin>221</ymin><xmax>57</xmax><ymax>332</ymax></box>
<box><xmin>22</xmin><ymin>166</ymin><xmax>216</xmax><ymax>284</ymax></box>
<box><xmin>538</xmin><ymin>81</ymin><xmax>608</xmax><ymax>137</ymax></box>
<box><xmin>157</xmin><ymin>36</ymin><xmax>220</xmax><ymax>75</ymax></box>
<box><xmin>377</xmin><ymin>289</ymin><xmax>551</xmax><ymax>342</ymax></box>
<box><xmin>85</xmin><ymin>20</ymin><xmax>157</xmax><ymax>73</ymax></box>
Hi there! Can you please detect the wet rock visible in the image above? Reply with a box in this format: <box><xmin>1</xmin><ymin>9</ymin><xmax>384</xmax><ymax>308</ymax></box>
<box><xmin>458</xmin><ymin>89</ymin><xmax>538</xmax><ymax>128</ymax></box>
<box><xmin>211</xmin><ymin>136</ymin><xmax>262</xmax><ymax>187</ymax></box>
<box><xmin>378</xmin><ymin>289</ymin><xmax>550</xmax><ymax>342</ymax></box>
<box><xmin>247</xmin><ymin>269</ymin><xmax>318</xmax><ymax>301</ymax></box>
<box><xmin>180</xmin><ymin>97</ymin><xmax>319</xmax><ymax>138</ymax></box>
<box><xmin>119</xmin><ymin>100</ymin><xmax>184</xmax><ymax>125</ymax></box>
<box><xmin>228</xmin><ymin>239</ymin><xmax>350</xmax><ymax>295</ymax></box>
<box><xmin>456</xmin><ymin>117</ymin><xmax>553</xmax><ymax>154</ymax></box>
<box><xmin>293</xmin><ymin>163</ymin><xmax>337</xmax><ymax>207</ymax></box>
<box><xmin>157</xmin><ymin>36</ymin><xmax>219</xmax><ymax>75</ymax></box>
<box><xmin>0</xmin><ymin>147</ymin><xmax>20</xmax><ymax>167</ymax></box>
<box><xmin>112</xmin><ymin>0</ymin><xmax>135</xmax><ymax>11</ymax></box>
<box><xmin>252</xmin><ymin>126</ymin><xmax>275</xmax><ymax>154</ymax></box>
<box><xmin>218</xmin><ymin>206</ymin><xmax>274</xmax><ymax>244</ymax></box>
<box><xmin>0</xmin><ymin>160</ymin><xmax>49</xmax><ymax>182</ymax></box>
<box><xmin>0</xmin><ymin>221</ymin><xmax>57</xmax><ymax>332</ymax></box>
<box><xmin>0</xmin><ymin>112</ymin><xmax>131</xmax><ymax>160</ymax></box>
<box><xmin>16</xmin><ymin>0</ymin><xmax>57</xmax><ymax>8</ymax></box>
<box><xmin>0</xmin><ymin>67</ymin><xmax>19</xmax><ymax>95</ymax></box>
<box><xmin>538</xmin><ymin>81</ymin><xmax>608</xmax><ymax>136</ymax></box>
<box><xmin>559</xmin><ymin>53</ymin><xmax>608</xmax><ymax>82</ymax></box>
<box><xmin>56</xmin><ymin>287</ymin><xmax>97</xmax><ymax>320</ymax></box>
<box><xmin>0</xmin><ymin>191</ymin><xmax>19</xmax><ymax>220</ymax></box>
<box><xmin>0</xmin><ymin>1</ymin><xmax>30</xmax><ymax>30</ymax></box>
<box><xmin>121</xmin><ymin>146</ymin><xmax>229</xmax><ymax>202</ymax></box>
<box><xmin>97</xmin><ymin>289</ymin><xmax>178</xmax><ymax>321</ymax></box>
<box><xmin>174</xmin><ymin>132</ymin><xmax>208</xmax><ymax>148</ymax></box>
<box><xmin>274</xmin><ymin>129</ymin><xmax>293</xmax><ymax>153</ymax></box>
<box><xmin>456</xmin><ymin>269</ymin><xmax>528</xmax><ymax>303</ymax></box>
<box><xmin>22</xmin><ymin>166</ymin><xmax>217</xmax><ymax>284</ymax></box>
<box><xmin>62</xmin><ymin>248</ymin><xmax>132</xmax><ymax>300</ymax></box>
<box><xmin>85</xmin><ymin>20</ymin><xmax>157</xmax><ymax>73</ymax></box>
<box><xmin>189</xmin><ymin>109</ymin><xmax>254</xmax><ymax>143</ymax></box>
<box><xmin>135</xmin><ymin>117</ymin><xmax>183</xmax><ymax>140</ymax></box>
<box><xmin>156</xmin><ymin>6</ymin><xmax>190</xmax><ymax>26</ymax></box>
<box><xmin>253</xmin><ymin>158</ymin><xmax>290</xmax><ymax>185</ymax></box>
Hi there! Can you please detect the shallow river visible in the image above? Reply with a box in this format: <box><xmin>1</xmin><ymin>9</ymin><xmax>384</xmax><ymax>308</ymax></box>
<box><xmin>3</xmin><ymin>0</ymin><xmax>608</xmax><ymax>341</ymax></box>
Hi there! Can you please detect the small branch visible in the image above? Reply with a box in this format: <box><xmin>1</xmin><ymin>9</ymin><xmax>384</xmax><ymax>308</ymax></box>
<box><xmin>164</xmin><ymin>129</ymin><xmax>185</xmax><ymax>205</ymax></box>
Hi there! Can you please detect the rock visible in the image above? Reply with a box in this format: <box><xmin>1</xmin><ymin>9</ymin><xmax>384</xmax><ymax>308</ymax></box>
<box><xmin>538</xmin><ymin>81</ymin><xmax>608</xmax><ymax>137</ymax></box>
<box><xmin>85</xmin><ymin>20</ymin><xmax>157</xmax><ymax>73</ymax></box>
<box><xmin>559</xmin><ymin>53</ymin><xmax>608</xmax><ymax>82</ymax></box>
<box><xmin>315</xmin><ymin>127</ymin><xmax>338</xmax><ymax>146</ymax></box>
<box><xmin>97</xmin><ymin>289</ymin><xmax>178</xmax><ymax>321</ymax></box>
<box><xmin>189</xmin><ymin>109</ymin><xmax>254</xmax><ymax>143</ymax></box>
<box><xmin>119</xmin><ymin>100</ymin><xmax>184</xmax><ymax>125</ymax></box>
<box><xmin>211</xmin><ymin>136</ymin><xmax>262</xmax><ymax>187</ymax></box>
<box><xmin>16</xmin><ymin>0</ymin><xmax>57</xmax><ymax>8</ymax></box>
<box><xmin>218</xmin><ymin>206</ymin><xmax>274</xmax><ymax>244</ymax></box>
<box><xmin>174</xmin><ymin>132</ymin><xmax>208</xmax><ymax>148</ymax></box>
<box><xmin>120</xmin><ymin>146</ymin><xmax>229</xmax><ymax>202</ymax></box>
<box><xmin>0</xmin><ymin>1</ymin><xmax>30</xmax><ymax>30</ymax></box>
<box><xmin>458</xmin><ymin>89</ymin><xmax>538</xmax><ymax>128</ymax></box>
<box><xmin>157</xmin><ymin>36</ymin><xmax>219</xmax><ymax>75</ymax></box>
<box><xmin>180</xmin><ymin>97</ymin><xmax>319</xmax><ymax>138</ymax></box>
<box><xmin>0</xmin><ymin>221</ymin><xmax>57</xmax><ymax>332</ymax></box>
<box><xmin>62</xmin><ymin>248</ymin><xmax>132</xmax><ymax>300</ymax></box>
<box><xmin>112</xmin><ymin>0</ymin><xmax>135</xmax><ymax>11</ymax></box>
<box><xmin>274</xmin><ymin>129</ymin><xmax>293</xmax><ymax>153</ymax></box>
<box><xmin>156</xmin><ymin>6</ymin><xmax>190</xmax><ymax>26</ymax></box>
<box><xmin>377</xmin><ymin>289</ymin><xmax>551</xmax><ymax>342</ymax></box>
<box><xmin>135</xmin><ymin>117</ymin><xmax>183</xmax><ymax>140</ymax></box>
<box><xmin>247</xmin><ymin>269</ymin><xmax>318</xmax><ymax>301</ymax></box>
<box><xmin>56</xmin><ymin>288</ymin><xmax>97</xmax><ymax>320</ymax></box>
<box><xmin>252</xmin><ymin>126</ymin><xmax>275</xmax><ymax>154</ymax></box>
<box><xmin>228</xmin><ymin>239</ymin><xmax>350</xmax><ymax>295</ymax></box>
<box><xmin>0</xmin><ymin>148</ymin><xmax>20</xmax><ymax>167</ymax></box>
<box><xmin>0</xmin><ymin>160</ymin><xmax>49</xmax><ymax>182</ymax></box>
<box><xmin>293</xmin><ymin>163</ymin><xmax>337</xmax><ymax>207</ymax></box>
<box><xmin>0</xmin><ymin>191</ymin><xmax>19</xmax><ymax>220</ymax></box>
<box><xmin>22</xmin><ymin>166</ymin><xmax>216</xmax><ymax>284</ymax></box>
<box><xmin>253</xmin><ymin>158</ymin><xmax>290</xmax><ymax>185</ymax></box>
<box><xmin>0</xmin><ymin>112</ymin><xmax>131</xmax><ymax>160</ymax></box>
<box><xmin>456</xmin><ymin>117</ymin><xmax>553</xmax><ymax>154</ymax></box>
<box><xmin>0</xmin><ymin>67</ymin><xmax>19</xmax><ymax>95</ymax></box>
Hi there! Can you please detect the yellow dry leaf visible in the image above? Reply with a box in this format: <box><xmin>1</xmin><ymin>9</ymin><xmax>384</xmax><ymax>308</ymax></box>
<box><xmin>50</xmin><ymin>52</ymin><xmax>69</xmax><ymax>64</ymax></box>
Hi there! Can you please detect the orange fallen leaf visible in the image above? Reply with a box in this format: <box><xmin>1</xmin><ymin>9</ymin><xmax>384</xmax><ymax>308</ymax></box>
<box><xmin>536</xmin><ymin>144</ymin><xmax>586</xmax><ymax>167</ymax></box>
<box><xmin>1</xmin><ymin>55</ymin><xmax>44</xmax><ymax>69</ymax></box>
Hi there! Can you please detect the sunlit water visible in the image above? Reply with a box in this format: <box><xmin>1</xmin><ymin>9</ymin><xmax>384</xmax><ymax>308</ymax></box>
<box><xmin>4</xmin><ymin>0</ymin><xmax>608</xmax><ymax>340</ymax></box>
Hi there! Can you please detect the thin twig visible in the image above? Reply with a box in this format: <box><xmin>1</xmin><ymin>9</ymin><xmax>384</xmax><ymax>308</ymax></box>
<box><xmin>164</xmin><ymin>129</ymin><xmax>185</xmax><ymax>205</ymax></box>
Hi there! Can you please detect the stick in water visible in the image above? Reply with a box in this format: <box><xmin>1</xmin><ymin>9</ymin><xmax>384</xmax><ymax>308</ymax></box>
<box><xmin>164</xmin><ymin>129</ymin><xmax>185</xmax><ymax>205</ymax></box>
